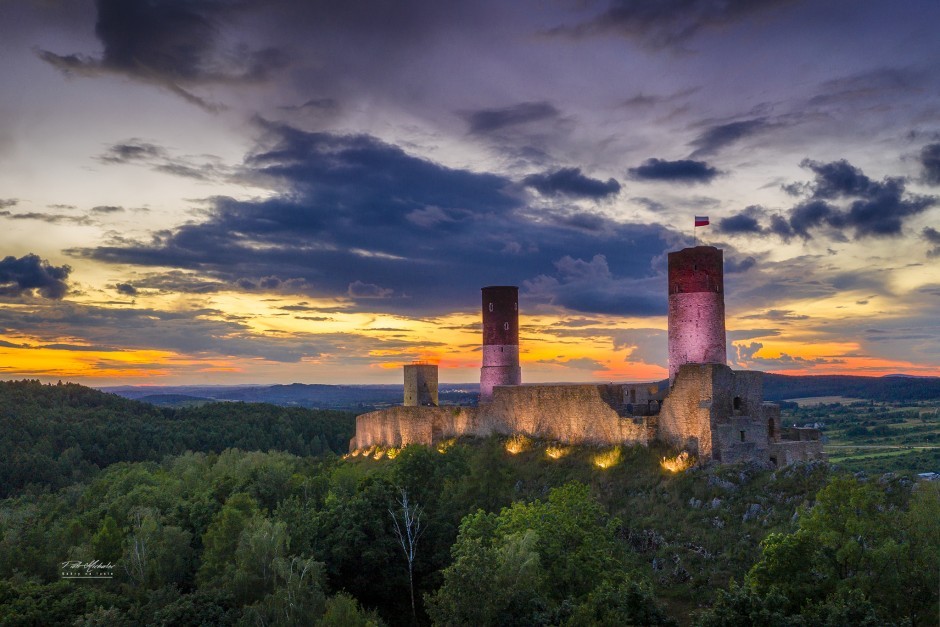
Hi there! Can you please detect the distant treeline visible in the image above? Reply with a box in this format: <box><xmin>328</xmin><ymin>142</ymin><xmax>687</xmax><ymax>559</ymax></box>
<box><xmin>0</xmin><ymin>380</ymin><xmax>355</xmax><ymax>498</ymax></box>
<box><xmin>107</xmin><ymin>382</ymin><xmax>480</xmax><ymax>410</ymax></box>
<box><xmin>762</xmin><ymin>374</ymin><xmax>940</xmax><ymax>402</ymax></box>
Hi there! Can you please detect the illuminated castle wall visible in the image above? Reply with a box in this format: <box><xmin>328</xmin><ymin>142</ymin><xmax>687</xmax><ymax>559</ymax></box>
<box><xmin>350</xmin><ymin>246</ymin><xmax>824</xmax><ymax>467</ymax></box>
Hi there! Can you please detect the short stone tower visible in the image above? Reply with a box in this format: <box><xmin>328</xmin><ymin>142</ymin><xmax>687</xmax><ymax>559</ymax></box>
<box><xmin>404</xmin><ymin>362</ymin><xmax>438</xmax><ymax>407</ymax></box>
<box><xmin>667</xmin><ymin>246</ymin><xmax>727</xmax><ymax>384</ymax></box>
<box><xmin>480</xmin><ymin>286</ymin><xmax>521</xmax><ymax>403</ymax></box>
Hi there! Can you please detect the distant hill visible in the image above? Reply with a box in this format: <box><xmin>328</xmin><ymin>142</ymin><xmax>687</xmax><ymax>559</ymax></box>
<box><xmin>0</xmin><ymin>379</ymin><xmax>356</xmax><ymax>498</ymax></box>
<box><xmin>762</xmin><ymin>373</ymin><xmax>940</xmax><ymax>402</ymax></box>
<box><xmin>104</xmin><ymin>382</ymin><xmax>481</xmax><ymax>410</ymax></box>
<box><xmin>135</xmin><ymin>393</ymin><xmax>216</xmax><ymax>407</ymax></box>
<box><xmin>104</xmin><ymin>375</ymin><xmax>940</xmax><ymax>409</ymax></box>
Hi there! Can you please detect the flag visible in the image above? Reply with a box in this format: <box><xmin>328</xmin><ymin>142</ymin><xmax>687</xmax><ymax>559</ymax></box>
<box><xmin>694</xmin><ymin>216</ymin><xmax>709</xmax><ymax>227</ymax></box>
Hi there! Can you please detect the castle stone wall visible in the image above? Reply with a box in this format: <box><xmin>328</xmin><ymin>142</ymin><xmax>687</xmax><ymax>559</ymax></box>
<box><xmin>480</xmin><ymin>384</ymin><xmax>650</xmax><ymax>445</ymax></box>
<box><xmin>350</xmin><ymin>406</ymin><xmax>479</xmax><ymax>451</ymax></box>
<box><xmin>658</xmin><ymin>363</ymin><xmax>729</xmax><ymax>458</ymax></box>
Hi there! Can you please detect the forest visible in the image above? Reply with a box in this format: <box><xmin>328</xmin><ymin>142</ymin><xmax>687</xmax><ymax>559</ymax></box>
<box><xmin>0</xmin><ymin>380</ymin><xmax>937</xmax><ymax>626</ymax></box>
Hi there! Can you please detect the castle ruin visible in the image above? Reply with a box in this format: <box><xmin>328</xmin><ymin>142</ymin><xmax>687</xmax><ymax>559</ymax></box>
<box><xmin>350</xmin><ymin>245</ymin><xmax>824</xmax><ymax>467</ymax></box>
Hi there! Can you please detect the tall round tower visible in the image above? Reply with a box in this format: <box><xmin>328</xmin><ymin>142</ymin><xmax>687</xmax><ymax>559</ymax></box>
<box><xmin>480</xmin><ymin>286</ymin><xmax>521</xmax><ymax>403</ymax></box>
<box><xmin>667</xmin><ymin>246</ymin><xmax>726</xmax><ymax>384</ymax></box>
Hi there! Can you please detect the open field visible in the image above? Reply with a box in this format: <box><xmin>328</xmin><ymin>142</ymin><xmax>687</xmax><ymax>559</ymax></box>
<box><xmin>780</xmin><ymin>398</ymin><xmax>940</xmax><ymax>474</ymax></box>
<box><xmin>783</xmin><ymin>396</ymin><xmax>867</xmax><ymax>406</ymax></box>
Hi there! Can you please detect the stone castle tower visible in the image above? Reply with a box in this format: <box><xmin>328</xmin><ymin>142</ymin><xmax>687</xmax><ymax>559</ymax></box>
<box><xmin>480</xmin><ymin>286</ymin><xmax>521</xmax><ymax>403</ymax></box>
<box><xmin>403</xmin><ymin>363</ymin><xmax>438</xmax><ymax>407</ymax></box>
<box><xmin>667</xmin><ymin>246</ymin><xmax>727</xmax><ymax>383</ymax></box>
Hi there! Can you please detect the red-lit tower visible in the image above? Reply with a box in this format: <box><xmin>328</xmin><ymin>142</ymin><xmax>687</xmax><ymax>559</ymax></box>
<box><xmin>480</xmin><ymin>286</ymin><xmax>521</xmax><ymax>403</ymax></box>
<box><xmin>667</xmin><ymin>246</ymin><xmax>727</xmax><ymax>383</ymax></box>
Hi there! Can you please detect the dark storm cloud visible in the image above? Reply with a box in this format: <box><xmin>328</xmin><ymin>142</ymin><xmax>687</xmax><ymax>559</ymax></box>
<box><xmin>463</xmin><ymin>101</ymin><xmax>561</xmax><ymax>135</ymax></box>
<box><xmin>0</xmin><ymin>254</ymin><xmax>71</xmax><ymax>299</ymax></box>
<box><xmin>688</xmin><ymin>118</ymin><xmax>772</xmax><ymax>158</ymax></box>
<box><xmin>74</xmin><ymin>123</ymin><xmax>678</xmax><ymax>317</ymax></box>
<box><xmin>718</xmin><ymin>159</ymin><xmax>937</xmax><ymax>241</ymax></box>
<box><xmin>523</xmin><ymin>167</ymin><xmax>621</xmax><ymax>199</ymax></box>
<box><xmin>629</xmin><ymin>158</ymin><xmax>718</xmax><ymax>183</ymax></box>
<box><xmin>921</xmin><ymin>143</ymin><xmax>940</xmax><ymax>185</ymax></box>
<box><xmin>550</xmin><ymin>0</ymin><xmax>799</xmax><ymax>49</ymax></box>
<box><xmin>718</xmin><ymin>206</ymin><xmax>764</xmax><ymax>234</ymax></box>
<box><xmin>801</xmin><ymin>159</ymin><xmax>874</xmax><ymax>199</ymax></box>
<box><xmin>39</xmin><ymin>0</ymin><xmax>286</xmax><ymax>111</ymax></box>
<box><xmin>114</xmin><ymin>283</ymin><xmax>138</xmax><ymax>296</ymax></box>
<box><xmin>924</xmin><ymin>227</ymin><xmax>940</xmax><ymax>258</ymax></box>
<box><xmin>724</xmin><ymin>255</ymin><xmax>756</xmax><ymax>274</ymax></box>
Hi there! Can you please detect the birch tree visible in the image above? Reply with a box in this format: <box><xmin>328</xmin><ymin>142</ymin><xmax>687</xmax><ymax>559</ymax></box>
<box><xmin>388</xmin><ymin>488</ymin><xmax>425</xmax><ymax>624</ymax></box>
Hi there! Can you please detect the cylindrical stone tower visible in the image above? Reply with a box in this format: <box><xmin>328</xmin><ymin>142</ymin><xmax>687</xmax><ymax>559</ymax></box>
<box><xmin>480</xmin><ymin>286</ymin><xmax>521</xmax><ymax>403</ymax></box>
<box><xmin>667</xmin><ymin>246</ymin><xmax>727</xmax><ymax>384</ymax></box>
<box><xmin>403</xmin><ymin>363</ymin><xmax>439</xmax><ymax>407</ymax></box>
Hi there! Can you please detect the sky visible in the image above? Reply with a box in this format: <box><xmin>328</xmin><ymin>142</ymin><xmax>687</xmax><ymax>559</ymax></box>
<box><xmin>0</xmin><ymin>0</ymin><xmax>938</xmax><ymax>386</ymax></box>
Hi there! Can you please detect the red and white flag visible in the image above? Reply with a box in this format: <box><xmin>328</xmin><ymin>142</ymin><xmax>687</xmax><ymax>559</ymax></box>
<box><xmin>694</xmin><ymin>216</ymin><xmax>709</xmax><ymax>227</ymax></box>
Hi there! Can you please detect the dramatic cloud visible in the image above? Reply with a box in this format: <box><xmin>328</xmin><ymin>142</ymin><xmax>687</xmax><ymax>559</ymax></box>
<box><xmin>114</xmin><ymin>283</ymin><xmax>138</xmax><ymax>296</ymax></box>
<box><xmin>921</xmin><ymin>143</ymin><xmax>940</xmax><ymax>185</ymax></box>
<box><xmin>463</xmin><ymin>101</ymin><xmax>561</xmax><ymax>135</ymax></box>
<box><xmin>924</xmin><ymin>227</ymin><xmax>940</xmax><ymax>258</ymax></box>
<box><xmin>523</xmin><ymin>167</ymin><xmax>621</xmax><ymax>199</ymax></box>
<box><xmin>0</xmin><ymin>212</ymin><xmax>93</xmax><ymax>225</ymax></box>
<box><xmin>0</xmin><ymin>199</ymin><xmax>17</xmax><ymax>209</ymax></box>
<box><xmin>629</xmin><ymin>158</ymin><xmax>718</xmax><ymax>183</ymax></box>
<box><xmin>73</xmin><ymin>123</ymin><xmax>678</xmax><ymax>316</ymax></box>
<box><xmin>99</xmin><ymin>140</ymin><xmax>226</xmax><ymax>182</ymax></box>
<box><xmin>0</xmin><ymin>254</ymin><xmax>71</xmax><ymax>299</ymax></box>
<box><xmin>718</xmin><ymin>159</ymin><xmax>937</xmax><ymax>241</ymax></box>
<box><xmin>718</xmin><ymin>206</ymin><xmax>764</xmax><ymax>234</ymax></box>
<box><xmin>99</xmin><ymin>140</ymin><xmax>167</xmax><ymax>164</ymax></box>
<box><xmin>689</xmin><ymin>118</ymin><xmax>772</xmax><ymax>158</ymax></box>
<box><xmin>550</xmin><ymin>0</ymin><xmax>798</xmax><ymax>49</ymax></box>
<box><xmin>524</xmin><ymin>254</ymin><xmax>665</xmax><ymax>316</ymax></box>
<box><xmin>38</xmin><ymin>0</ymin><xmax>286</xmax><ymax>110</ymax></box>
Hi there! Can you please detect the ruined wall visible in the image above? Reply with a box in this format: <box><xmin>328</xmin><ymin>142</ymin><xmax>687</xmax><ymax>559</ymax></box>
<box><xmin>769</xmin><ymin>440</ymin><xmax>826</xmax><ymax>465</ymax></box>
<box><xmin>350</xmin><ymin>406</ymin><xmax>478</xmax><ymax>451</ymax></box>
<box><xmin>658</xmin><ymin>363</ymin><xmax>731</xmax><ymax>458</ymax></box>
<box><xmin>667</xmin><ymin>247</ymin><xmax>726</xmax><ymax>382</ymax></box>
<box><xmin>350</xmin><ymin>384</ymin><xmax>652</xmax><ymax>451</ymax></box>
<box><xmin>714</xmin><ymin>416</ymin><xmax>769</xmax><ymax>464</ymax></box>
<box><xmin>479</xmin><ymin>384</ymin><xmax>650</xmax><ymax>445</ymax></box>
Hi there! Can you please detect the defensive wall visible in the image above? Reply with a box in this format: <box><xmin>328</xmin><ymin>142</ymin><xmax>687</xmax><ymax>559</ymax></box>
<box><xmin>351</xmin><ymin>383</ymin><xmax>654</xmax><ymax>451</ymax></box>
<box><xmin>348</xmin><ymin>244</ymin><xmax>826</xmax><ymax>467</ymax></box>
